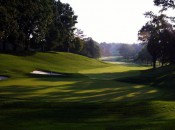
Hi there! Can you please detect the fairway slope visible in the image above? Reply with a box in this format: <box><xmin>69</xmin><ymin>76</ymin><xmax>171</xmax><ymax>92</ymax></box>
<box><xmin>0</xmin><ymin>52</ymin><xmax>109</xmax><ymax>78</ymax></box>
<box><xmin>1</xmin><ymin>52</ymin><xmax>175</xmax><ymax>129</ymax></box>
<box><xmin>118</xmin><ymin>65</ymin><xmax>175</xmax><ymax>100</ymax></box>
<box><xmin>0</xmin><ymin>52</ymin><xmax>159</xmax><ymax>103</ymax></box>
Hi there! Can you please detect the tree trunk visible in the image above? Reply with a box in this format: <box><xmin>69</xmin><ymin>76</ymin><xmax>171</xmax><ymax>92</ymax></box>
<box><xmin>67</xmin><ymin>46</ymin><xmax>69</xmax><ymax>52</ymax></box>
<box><xmin>41</xmin><ymin>43</ymin><xmax>45</xmax><ymax>52</ymax></box>
<box><xmin>161</xmin><ymin>51</ymin><xmax>165</xmax><ymax>67</ymax></box>
<box><xmin>152</xmin><ymin>57</ymin><xmax>156</xmax><ymax>69</ymax></box>
<box><xmin>2</xmin><ymin>41</ymin><xmax>6</xmax><ymax>52</ymax></box>
<box><xmin>25</xmin><ymin>42</ymin><xmax>29</xmax><ymax>51</ymax></box>
<box><xmin>161</xmin><ymin>61</ymin><xmax>164</xmax><ymax>67</ymax></box>
<box><xmin>13</xmin><ymin>44</ymin><xmax>17</xmax><ymax>52</ymax></box>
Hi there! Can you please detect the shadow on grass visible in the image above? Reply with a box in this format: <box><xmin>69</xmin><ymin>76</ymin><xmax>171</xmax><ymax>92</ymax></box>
<box><xmin>0</xmin><ymin>51</ymin><xmax>36</xmax><ymax>56</ymax></box>
<box><xmin>118</xmin><ymin>65</ymin><xmax>175</xmax><ymax>101</ymax></box>
<box><xmin>0</xmin><ymin>74</ymin><xmax>161</xmax><ymax>103</ymax></box>
<box><xmin>1</xmin><ymin>101</ymin><xmax>175</xmax><ymax>130</ymax></box>
<box><xmin>82</xmin><ymin>70</ymin><xmax>140</xmax><ymax>80</ymax></box>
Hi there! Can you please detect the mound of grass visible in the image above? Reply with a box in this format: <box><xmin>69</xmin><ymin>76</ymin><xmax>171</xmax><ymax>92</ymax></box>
<box><xmin>0</xmin><ymin>52</ymin><xmax>109</xmax><ymax>78</ymax></box>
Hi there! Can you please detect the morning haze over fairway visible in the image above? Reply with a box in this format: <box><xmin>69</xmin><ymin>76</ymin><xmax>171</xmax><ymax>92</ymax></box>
<box><xmin>1</xmin><ymin>0</ymin><xmax>175</xmax><ymax>130</ymax></box>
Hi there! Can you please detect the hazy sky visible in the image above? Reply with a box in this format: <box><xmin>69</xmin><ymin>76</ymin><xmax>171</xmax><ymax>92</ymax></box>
<box><xmin>60</xmin><ymin>0</ymin><xmax>173</xmax><ymax>43</ymax></box>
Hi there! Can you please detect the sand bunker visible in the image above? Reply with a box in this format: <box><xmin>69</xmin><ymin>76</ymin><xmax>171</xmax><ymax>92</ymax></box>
<box><xmin>30</xmin><ymin>70</ymin><xmax>63</xmax><ymax>76</ymax></box>
<box><xmin>0</xmin><ymin>76</ymin><xmax>8</xmax><ymax>80</ymax></box>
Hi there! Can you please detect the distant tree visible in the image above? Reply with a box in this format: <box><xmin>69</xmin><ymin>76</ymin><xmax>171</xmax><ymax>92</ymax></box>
<box><xmin>100</xmin><ymin>42</ymin><xmax>112</xmax><ymax>56</ymax></box>
<box><xmin>99</xmin><ymin>43</ymin><xmax>129</xmax><ymax>57</ymax></box>
<box><xmin>70</xmin><ymin>37</ymin><xmax>84</xmax><ymax>53</ymax></box>
<box><xmin>137</xmin><ymin>46</ymin><xmax>152</xmax><ymax>65</ymax></box>
<box><xmin>80</xmin><ymin>38</ymin><xmax>100</xmax><ymax>58</ymax></box>
<box><xmin>119</xmin><ymin>44</ymin><xmax>131</xmax><ymax>59</ymax></box>
<box><xmin>118</xmin><ymin>44</ymin><xmax>141</xmax><ymax>60</ymax></box>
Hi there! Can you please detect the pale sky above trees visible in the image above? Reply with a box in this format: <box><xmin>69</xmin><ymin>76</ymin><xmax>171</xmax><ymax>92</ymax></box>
<box><xmin>61</xmin><ymin>0</ymin><xmax>174</xmax><ymax>43</ymax></box>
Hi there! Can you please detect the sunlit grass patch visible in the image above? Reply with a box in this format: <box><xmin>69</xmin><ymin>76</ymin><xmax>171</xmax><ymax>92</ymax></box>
<box><xmin>80</xmin><ymin>65</ymin><xmax>149</xmax><ymax>80</ymax></box>
<box><xmin>0</xmin><ymin>77</ymin><xmax>162</xmax><ymax>102</ymax></box>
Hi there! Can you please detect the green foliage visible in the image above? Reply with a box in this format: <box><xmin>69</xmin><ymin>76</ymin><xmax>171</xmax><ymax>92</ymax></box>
<box><xmin>0</xmin><ymin>1</ymin><xmax>100</xmax><ymax>58</ymax></box>
<box><xmin>70</xmin><ymin>37</ymin><xmax>84</xmax><ymax>53</ymax></box>
<box><xmin>80</xmin><ymin>38</ymin><xmax>101</xmax><ymax>58</ymax></box>
<box><xmin>0</xmin><ymin>0</ymin><xmax>80</xmax><ymax>53</ymax></box>
<box><xmin>119</xmin><ymin>44</ymin><xmax>141</xmax><ymax>60</ymax></box>
<box><xmin>138</xmin><ymin>11</ymin><xmax>175</xmax><ymax>68</ymax></box>
<box><xmin>0</xmin><ymin>1</ymin><xmax>19</xmax><ymax>50</ymax></box>
<box><xmin>137</xmin><ymin>46</ymin><xmax>152</xmax><ymax>64</ymax></box>
<box><xmin>45</xmin><ymin>0</ymin><xmax>78</xmax><ymax>52</ymax></box>
<box><xmin>0</xmin><ymin>0</ymin><xmax>53</xmax><ymax>51</ymax></box>
<box><xmin>100</xmin><ymin>43</ymin><xmax>123</xmax><ymax>56</ymax></box>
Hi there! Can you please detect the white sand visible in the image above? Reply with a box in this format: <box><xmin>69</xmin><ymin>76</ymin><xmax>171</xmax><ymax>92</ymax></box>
<box><xmin>0</xmin><ymin>76</ymin><xmax>8</xmax><ymax>80</ymax></box>
<box><xmin>30</xmin><ymin>70</ymin><xmax>63</xmax><ymax>76</ymax></box>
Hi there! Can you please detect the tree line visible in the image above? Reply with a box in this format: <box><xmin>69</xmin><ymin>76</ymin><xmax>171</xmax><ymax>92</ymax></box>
<box><xmin>138</xmin><ymin>0</ymin><xmax>175</xmax><ymax>68</ymax></box>
<box><xmin>100</xmin><ymin>43</ymin><xmax>124</xmax><ymax>56</ymax></box>
<box><xmin>100</xmin><ymin>42</ymin><xmax>143</xmax><ymax>60</ymax></box>
<box><xmin>0</xmin><ymin>0</ymin><xmax>100</xmax><ymax>58</ymax></box>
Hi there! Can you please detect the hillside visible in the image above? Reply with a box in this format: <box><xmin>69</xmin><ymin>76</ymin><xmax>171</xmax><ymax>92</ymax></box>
<box><xmin>0</xmin><ymin>52</ymin><xmax>109</xmax><ymax>78</ymax></box>
<box><xmin>119</xmin><ymin>65</ymin><xmax>175</xmax><ymax>100</ymax></box>
<box><xmin>0</xmin><ymin>52</ymin><xmax>155</xmax><ymax>103</ymax></box>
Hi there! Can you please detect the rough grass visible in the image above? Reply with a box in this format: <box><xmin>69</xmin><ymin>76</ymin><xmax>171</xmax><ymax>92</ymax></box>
<box><xmin>0</xmin><ymin>52</ymin><xmax>175</xmax><ymax>130</ymax></box>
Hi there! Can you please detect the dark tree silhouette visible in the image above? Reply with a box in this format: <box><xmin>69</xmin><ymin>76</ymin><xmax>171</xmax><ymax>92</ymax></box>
<box><xmin>139</xmin><ymin>11</ymin><xmax>175</xmax><ymax>68</ymax></box>
<box><xmin>154</xmin><ymin>0</ymin><xmax>175</xmax><ymax>11</ymax></box>
<box><xmin>137</xmin><ymin>46</ymin><xmax>152</xmax><ymax>65</ymax></box>
<box><xmin>80</xmin><ymin>38</ymin><xmax>101</xmax><ymax>58</ymax></box>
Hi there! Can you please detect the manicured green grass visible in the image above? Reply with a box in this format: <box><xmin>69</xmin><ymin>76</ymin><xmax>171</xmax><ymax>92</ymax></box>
<box><xmin>1</xmin><ymin>101</ymin><xmax>175</xmax><ymax>130</ymax></box>
<box><xmin>0</xmin><ymin>52</ymin><xmax>109</xmax><ymax>77</ymax></box>
<box><xmin>0</xmin><ymin>77</ymin><xmax>161</xmax><ymax>102</ymax></box>
<box><xmin>118</xmin><ymin>64</ymin><xmax>175</xmax><ymax>100</ymax></box>
<box><xmin>0</xmin><ymin>52</ymin><xmax>175</xmax><ymax>130</ymax></box>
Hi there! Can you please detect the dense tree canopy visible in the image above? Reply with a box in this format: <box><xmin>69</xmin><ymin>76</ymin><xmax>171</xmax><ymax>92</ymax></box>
<box><xmin>138</xmin><ymin>0</ymin><xmax>175</xmax><ymax>68</ymax></box>
<box><xmin>0</xmin><ymin>0</ymin><xmax>100</xmax><ymax>58</ymax></box>
<box><xmin>45</xmin><ymin>0</ymin><xmax>78</xmax><ymax>52</ymax></box>
<box><xmin>0</xmin><ymin>0</ymin><xmax>53</xmax><ymax>51</ymax></box>
<box><xmin>154</xmin><ymin>0</ymin><xmax>175</xmax><ymax>10</ymax></box>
